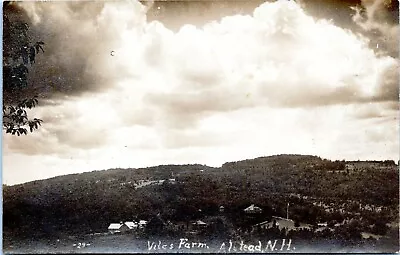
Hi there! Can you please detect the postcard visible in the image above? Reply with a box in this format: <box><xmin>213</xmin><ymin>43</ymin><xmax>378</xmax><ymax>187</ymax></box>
<box><xmin>2</xmin><ymin>0</ymin><xmax>399</xmax><ymax>253</ymax></box>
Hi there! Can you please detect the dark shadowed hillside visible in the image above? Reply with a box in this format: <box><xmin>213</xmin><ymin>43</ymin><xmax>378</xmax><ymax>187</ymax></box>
<box><xmin>3</xmin><ymin>154</ymin><xmax>399</xmax><ymax>249</ymax></box>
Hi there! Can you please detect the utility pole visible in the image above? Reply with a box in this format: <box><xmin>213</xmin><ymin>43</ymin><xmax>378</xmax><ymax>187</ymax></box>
<box><xmin>286</xmin><ymin>203</ymin><xmax>289</xmax><ymax>219</ymax></box>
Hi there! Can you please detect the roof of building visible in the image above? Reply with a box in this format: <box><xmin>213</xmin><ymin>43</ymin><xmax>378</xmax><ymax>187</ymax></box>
<box><xmin>254</xmin><ymin>217</ymin><xmax>312</xmax><ymax>231</ymax></box>
<box><xmin>124</xmin><ymin>221</ymin><xmax>138</xmax><ymax>229</ymax></box>
<box><xmin>272</xmin><ymin>216</ymin><xmax>294</xmax><ymax>222</ymax></box>
<box><xmin>108</xmin><ymin>223</ymin><xmax>123</xmax><ymax>230</ymax></box>
<box><xmin>254</xmin><ymin>220</ymin><xmax>270</xmax><ymax>226</ymax></box>
<box><xmin>244</xmin><ymin>204</ymin><xmax>262</xmax><ymax>213</ymax></box>
<box><xmin>194</xmin><ymin>220</ymin><xmax>207</xmax><ymax>225</ymax></box>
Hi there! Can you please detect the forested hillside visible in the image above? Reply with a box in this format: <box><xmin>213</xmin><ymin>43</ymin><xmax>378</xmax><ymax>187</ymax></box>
<box><xmin>3</xmin><ymin>155</ymin><xmax>399</xmax><ymax>244</ymax></box>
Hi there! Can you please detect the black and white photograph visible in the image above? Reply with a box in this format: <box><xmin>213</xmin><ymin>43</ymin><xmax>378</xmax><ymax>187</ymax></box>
<box><xmin>2</xmin><ymin>0</ymin><xmax>399</xmax><ymax>253</ymax></box>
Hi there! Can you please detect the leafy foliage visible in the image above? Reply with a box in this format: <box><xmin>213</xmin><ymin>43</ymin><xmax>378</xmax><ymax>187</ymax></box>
<box><xmin>3</xmin><ymin>2</ymin><xmax>45</xmax><ymax>135</ymax></box>
<box><xmin>3</xmin><ymin>96</ymin><xmax>43</xmax><ymax>135</ymax></box>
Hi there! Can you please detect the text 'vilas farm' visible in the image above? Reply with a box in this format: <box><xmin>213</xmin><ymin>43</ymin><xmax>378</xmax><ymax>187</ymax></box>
<box><xmin>147</xmin><ymin>238</ymin><xmax>294</xmax><ymax>252</ymax></box>
<box><xmin>147</xmin><ymin>239</ymin><xmax>210</xmax><ymax>251</ymax></box>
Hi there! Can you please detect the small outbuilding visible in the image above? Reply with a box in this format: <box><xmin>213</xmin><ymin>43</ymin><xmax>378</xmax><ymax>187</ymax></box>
<box><xmin>244</xmin><ymin>204</ymin><xmax>262</xmax><ymax>214</ymax></box>
<box><xmin>138</xmin><ymin>220</ymin><xmax>148</xmax><ymax>229</ymax></box>
<box><xmin>124</xmin><ymin>221</ymin><xmax>138</xmax><ymax>230</ymax></box>
<box><xmin>108</xmin><ymin>223</ymin><xmax>130</xmax><ymax>234</ymax></box>
<box><xmin>253</xmin><ymin>216</ymin><xmax>312</xmax><ymax>233</ymax></box>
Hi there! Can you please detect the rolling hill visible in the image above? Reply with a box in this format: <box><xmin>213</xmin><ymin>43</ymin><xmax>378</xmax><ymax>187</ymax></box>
<box><xmin>3</xmin><ymin>154</ymin><xmax>398</xmax><ymax>243</ymax></box>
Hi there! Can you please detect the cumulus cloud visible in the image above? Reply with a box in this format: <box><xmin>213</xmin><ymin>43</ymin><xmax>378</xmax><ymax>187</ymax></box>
<box><xmin>127</xmin><ymin>0</ymin><xmax>397</xmax><ymax>124</ymax></box>
<box><xmin>13</xmin><ymin>0</ymin><xmax>397</xmax><ymax>105</ymax></box>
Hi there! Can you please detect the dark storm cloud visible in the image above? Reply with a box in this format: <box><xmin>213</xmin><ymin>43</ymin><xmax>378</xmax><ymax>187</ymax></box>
<box><xmin>351</xmin><ymin>0</ymin><xmax>399</xmax><ymax>58</ymax></box>
<box><xmin>4</xmin><ymin>1</ymin><xmax>146</xmax><ymax>103</ymax></box>
<box><xmin>144</xmin><ymin>0</ymin><xmax>266</xmax><ymax>31</ymax></box>
<box><xmin>24</xmin><ymin>1</ymin><xmax>110</xmax><ymax>99</ymax></box>
<box><xmin>296</xmin><ymin>0</ymin><xmax>399</xmax><ymax>58</ymax></box>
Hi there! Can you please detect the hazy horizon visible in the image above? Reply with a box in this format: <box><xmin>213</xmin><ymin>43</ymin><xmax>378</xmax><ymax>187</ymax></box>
<box><xmin>5</xmin><ymin>153</ymin><xmax>399</xmax><ymax>186</ymax></box>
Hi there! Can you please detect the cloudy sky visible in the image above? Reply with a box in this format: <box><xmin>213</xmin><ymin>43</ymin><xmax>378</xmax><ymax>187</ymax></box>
<box><xmin>3</xmin><ymin>0</ymin><xmax>399</xmax><ymax>185</ymax></box>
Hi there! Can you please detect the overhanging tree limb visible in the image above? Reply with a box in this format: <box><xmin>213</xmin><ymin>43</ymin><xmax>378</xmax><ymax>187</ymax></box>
<box><xmin>3</xmin><ymin>2</ymin><xmax>46</xmax><ymax>135</ymax></box>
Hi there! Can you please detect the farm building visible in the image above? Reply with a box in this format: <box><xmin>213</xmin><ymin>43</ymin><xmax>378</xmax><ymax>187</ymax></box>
<box><xmin>193</xmin><ymin>220</ymin><xmax>208</xmax><ymax>230</ymax></box>
<box><xmin>138</xmin><ymin>220</ymin><xmax>148</xmax><ymax>228</ymax></box>
<box><xmin>253</xmin><ymin>216</ymin><xmax>312</xmax><ymax>233</ymax></box>
<box><xmin>108</xmin><ymin>223</ymin><xmax>130</xmax><ymax>234</ymax></box>
<box><xmin>244</xmin><ymin>204</ymin><xmax>262</xmax><ymax>214</ymax></box>
<box><xmin>124</xmin><ymin>221</ymin><xmax>138</xmax><ymax>230</ymax></box>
